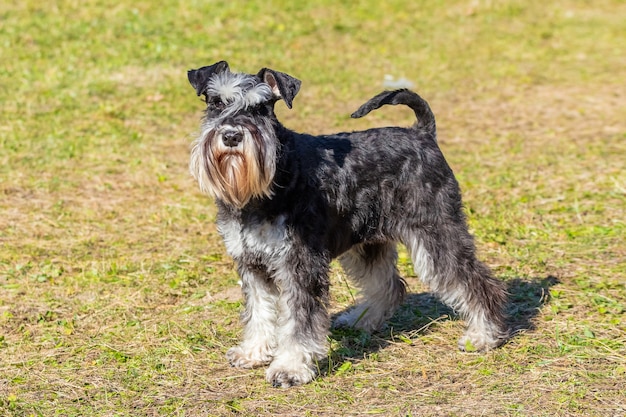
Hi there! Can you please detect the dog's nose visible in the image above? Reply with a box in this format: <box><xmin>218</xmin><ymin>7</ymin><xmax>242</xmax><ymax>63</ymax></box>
<box><xmin>222</xmin><ymin>131</ymin><xmax>243</xmax><ymax>147</ymax></box>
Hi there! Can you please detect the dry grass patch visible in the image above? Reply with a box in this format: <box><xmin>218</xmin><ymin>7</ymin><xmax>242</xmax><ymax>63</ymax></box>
<box><xmin>1</xmin><ymin>0</ymin><xmax>625</xmax><ymax>416</ymax></box>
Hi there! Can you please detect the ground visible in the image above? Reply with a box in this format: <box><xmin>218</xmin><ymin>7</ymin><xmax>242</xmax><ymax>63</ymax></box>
<box><xmin>0</xmin><ymin>0</ymin><xmax>625</xmax><ymax>416</ymax></box>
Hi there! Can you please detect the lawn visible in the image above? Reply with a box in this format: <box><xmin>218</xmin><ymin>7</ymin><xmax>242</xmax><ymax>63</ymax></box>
<box><xmin>1</xmin><ymin>0</ymin><xmax>625</xmax><ymax>415</ymax></box>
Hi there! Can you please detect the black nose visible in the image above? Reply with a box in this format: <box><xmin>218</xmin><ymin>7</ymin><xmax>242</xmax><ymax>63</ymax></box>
<box><xmin>222</xmin><ymin>130</ymin><xmax>243</xmax><ymax>147</ymax></box>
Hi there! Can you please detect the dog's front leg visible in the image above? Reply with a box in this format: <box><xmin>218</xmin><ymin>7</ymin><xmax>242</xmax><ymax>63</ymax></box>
<box><xmin>226</xmin><ymin>264</ymin><xmax>278</xmax><ymax>368</ymax></box>
<box><xmin>265</xmin><ymin>251</ymin><xmax>331</xmax><ymax>388</ymax></box>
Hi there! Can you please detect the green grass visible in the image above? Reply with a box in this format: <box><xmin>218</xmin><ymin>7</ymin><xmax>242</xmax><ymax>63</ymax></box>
<box><xmin>1</xmin><ymin>0</ymin><xmax>625</xmax><ymax>415</ymax></box>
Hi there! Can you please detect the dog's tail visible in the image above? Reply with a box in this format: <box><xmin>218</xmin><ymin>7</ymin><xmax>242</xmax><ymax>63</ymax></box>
<box><xmin>351</xmin><ymin>89</ymin><xmax>436</xmax><ymax>133</ymax></box>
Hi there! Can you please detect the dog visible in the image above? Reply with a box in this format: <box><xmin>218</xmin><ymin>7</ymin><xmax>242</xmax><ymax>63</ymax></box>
<box><xmin>187</xmin><ymin>61</ymin><xmax>508</xmax><ymax>388</ymax></box>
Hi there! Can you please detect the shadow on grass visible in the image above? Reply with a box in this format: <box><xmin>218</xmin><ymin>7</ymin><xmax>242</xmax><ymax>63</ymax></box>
<box><xmin>506</xmin><ymin>275</ymin><xmax>559</xmax><ymax>333</ymax></box>
<box><xmin>324</xmin><ymin>275</ymin><xmax>559</xmax><ymax>374</ymax></box>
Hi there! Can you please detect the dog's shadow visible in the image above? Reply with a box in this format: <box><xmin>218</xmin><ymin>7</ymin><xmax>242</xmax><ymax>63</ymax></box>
<box><xmin>323</xmin><ymin>275</ymin><xmax>559</xmax><ymax>374</ymax></box>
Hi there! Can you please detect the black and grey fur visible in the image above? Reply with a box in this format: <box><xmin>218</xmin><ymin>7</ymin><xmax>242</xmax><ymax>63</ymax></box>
<box><xmin>187</xmin><ymin>61</ymin><xmax>508</xmax><ymax>388</ymax></box>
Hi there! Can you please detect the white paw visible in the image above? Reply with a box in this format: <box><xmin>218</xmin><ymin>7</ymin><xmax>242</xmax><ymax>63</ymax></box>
<box><xmin>226</xmin><ymin>345</ymin><xmax>273</xmax><ymax>368</ymax></box>
<box><xmin>458</xmin><ymin>327</ymin><xmax>507</xmax><ymax>352</ymax></box>
<box><xmin>265</xmin><ymin>361</ymin><xmax>316</xmax><ymax>388</ymax></box>
<box><xmin>333</xmin><ymin>306</ymin><xmax>381</xmax><ymax>332</ymax></box>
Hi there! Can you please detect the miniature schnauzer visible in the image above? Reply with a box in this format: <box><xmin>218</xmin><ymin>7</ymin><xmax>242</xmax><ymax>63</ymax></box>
<box><xmin>187</xmin><ymin>61</ymin><xmax>508</xmax><ymax>388</ymax></box>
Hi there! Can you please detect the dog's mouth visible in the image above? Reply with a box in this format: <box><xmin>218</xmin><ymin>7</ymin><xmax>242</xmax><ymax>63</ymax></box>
<box><xmin>201</xmin><ymin>132</ymin><xmax>245</xmax><ymax>171</ymax></box>
<box><xmin>215</xmin><ymin>151</ymin><xmax>246</xmax><ymax>173</ymax></box>
<box><xmin>217</xmin><ymin>151</ymin><xmax>242</xmax><ymax>162</ymax></box>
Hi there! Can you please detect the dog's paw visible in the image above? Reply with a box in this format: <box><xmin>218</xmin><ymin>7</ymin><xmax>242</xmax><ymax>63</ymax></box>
<box><xmin>333</xmin><ymin>307</ymin><xmax>382</xmax><ymax>333</ymax></box>
<box><xmin>226</xmin><ymin>346</ymin><xmax>272</xmax><ymax>369</ymax></box>
<box><xmin>458</xmin><ymin>327</ymin><xmax>508</xmax><ymax>352</ymax></box>
<box><xmin>265</xmin><ymin>362</ymin><xmax>316</xmax><ymax>388</ymax></box>
<box><xmin>332</xmin><ymin>310</ymin><xmax>359</xmax><ymax>328</ymax></box>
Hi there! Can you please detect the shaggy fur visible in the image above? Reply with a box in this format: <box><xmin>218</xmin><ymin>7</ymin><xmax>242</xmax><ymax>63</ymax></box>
<box><xmin>187</xmin><ymin>61</ymin><xmax>508</xmax><ymax>388</ymax></box>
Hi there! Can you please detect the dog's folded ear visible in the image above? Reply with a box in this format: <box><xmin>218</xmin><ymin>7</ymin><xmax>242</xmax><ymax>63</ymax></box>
<box><xmin>188</xmin><ymin>61</ymin><xmax>230</xmax><ymax>96</ymax></box>
<box><xmin>257</xmin><ymin>68</ymin><xmax>301</xmax><ymax>109</ymax></box>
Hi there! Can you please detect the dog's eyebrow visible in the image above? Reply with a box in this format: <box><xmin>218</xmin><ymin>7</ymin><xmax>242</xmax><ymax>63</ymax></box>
<box><xmin>206</xmin><ymin>73</ymin><xmax>272</xmax><ymax>117</ymax></box>
<box><xmin>243</xmin><ymin>85</ymin><xmax>272</xmax><ymax>106</ymax></box>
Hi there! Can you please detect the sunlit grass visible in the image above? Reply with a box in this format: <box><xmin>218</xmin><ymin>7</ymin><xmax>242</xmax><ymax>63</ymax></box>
<box><xmin>1</xmin><ymin>0</ymin><xmax>625</xmax><ymax>415</ymax></box>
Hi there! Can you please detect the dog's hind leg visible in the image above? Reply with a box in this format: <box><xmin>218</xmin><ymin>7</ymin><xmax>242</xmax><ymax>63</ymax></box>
<box><xmin>404</xmin><ymin>225</ymin><xmax>509</xmax><ymax>351</ymax></box>
<box><xmin>335</xmin><ymin>242</ymin><xmax>407</xmax><ymax>332</ymax></box>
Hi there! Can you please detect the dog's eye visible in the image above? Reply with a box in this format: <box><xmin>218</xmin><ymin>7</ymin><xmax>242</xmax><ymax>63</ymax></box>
<box><xmin>208</xmin><ymin>97</ymin><xmax>226</xmax><ymax>110</ymax></box>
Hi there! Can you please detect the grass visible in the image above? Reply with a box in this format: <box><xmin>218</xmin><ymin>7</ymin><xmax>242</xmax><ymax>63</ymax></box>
<box><xmin>1</xmin><ymin>0</ymin><xmax>625</xmax><ymax>415</ymax></box>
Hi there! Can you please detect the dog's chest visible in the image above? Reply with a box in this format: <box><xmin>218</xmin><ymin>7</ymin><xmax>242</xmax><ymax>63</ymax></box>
<box><xmin>217</xmin><ymin>214</ymin><xmax>290</xmax><ymax>263</ymax></box>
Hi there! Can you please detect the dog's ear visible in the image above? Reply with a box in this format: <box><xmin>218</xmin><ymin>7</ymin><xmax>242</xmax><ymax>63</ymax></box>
<box><xmin>257</xmin><ymin>68</ymin><xmax>301</xmax><ymax>109</ymax></box>
<box><xmin>187</xmin><ymin>61</ymin><xmax>230</xmax><ymax>96</ymax></box>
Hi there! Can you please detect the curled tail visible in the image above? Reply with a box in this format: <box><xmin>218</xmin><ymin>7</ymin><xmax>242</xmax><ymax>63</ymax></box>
<box><xmin>351</xmin><ymin>89</ymin><xmax>436</xmax><ymax>133</ymax></box>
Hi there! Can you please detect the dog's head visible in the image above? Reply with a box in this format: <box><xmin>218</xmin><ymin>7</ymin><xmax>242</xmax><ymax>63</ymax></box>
<box><xmin>188</xmin><ymin>61</ymin><xmax>301</xmax><ymax>111</ymax></box>
<box><xmin>187</xmin><ymin>61</ymin><xmax>301</xmax><ymax>208</ymax></box>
